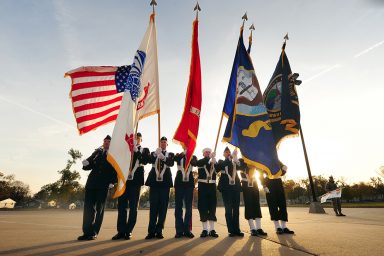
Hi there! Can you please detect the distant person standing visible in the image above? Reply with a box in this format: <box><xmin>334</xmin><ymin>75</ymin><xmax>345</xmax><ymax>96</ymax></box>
<box><xmin>78</xmin><ymin>135</ymin><xmax>117</xmax><ymax>241</ymax></box>
<box><xmin>112</xmin><ymin>132</ymin><xmax>150</xmax><ymax>240</ymax></box>
<box><xmin>325</xmin><ymin>176</ymin><xmax>345</xmax><ymax>216</ymax></box>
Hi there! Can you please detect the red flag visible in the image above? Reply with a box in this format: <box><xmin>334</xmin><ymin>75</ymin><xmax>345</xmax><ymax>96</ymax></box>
<box><xmin>173</xmin><ymin>19</ymin><xmax>202</xmax><ymax>170</ymax></box>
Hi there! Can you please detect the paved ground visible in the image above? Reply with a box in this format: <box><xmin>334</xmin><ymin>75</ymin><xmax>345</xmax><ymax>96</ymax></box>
<box><xmin>0</xmin><ymin>207</ymin><xmax>383</xmax><ymax>255</ymax></box>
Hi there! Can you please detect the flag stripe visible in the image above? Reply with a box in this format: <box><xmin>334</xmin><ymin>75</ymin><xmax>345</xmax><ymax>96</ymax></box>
<box><xmin>79</xmin><ymin>114</ymin><xmax>119</xmax><ymax>134</ymax></box>
<box><xmin>74</xmin><ymin>95</ymin><xmax>123</xmax><ymax>112</ymax></box>
<box><xmin>78</xmin><ymin>109</ymin><xmax>119</xmax><ymax>129</ymax></box>
<box><xmin>68</xmin><ymin>71</ymin><xmax>116</xmax><ymax>79</ymax></box>
<box><xmin>72</xmin><ymin>78</ymin><xmax>116</xmax><ymax>91</ymax></box>
<box><xmin>71</xmin><ymin>85</ymin><xmax>117</xmax><ymax>97</ymax></box>
<box><xmin>76</xmin><ymin>104</ymin><xmax>120</xmax><ymax>123</ymax></box>
<box><xmin>72</xmin><ymin>90</ymin><xmax>118</xmax><ymax>102</ymax></box>
<box><xmin>73</xmin><ymin>93</ymin><xmax>123</xmax><ymax>108</ymax></box>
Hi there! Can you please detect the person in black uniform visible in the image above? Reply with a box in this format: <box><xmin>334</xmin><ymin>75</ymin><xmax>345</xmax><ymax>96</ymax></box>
<box><xmin>239</xmin><ymin>159</ymin><xmax>267</xmax><ymax>237</ymax></box>
<box><xmin>197</xmin><ymin>148</ymin><xmax>219</xmax><ymax>238</ymax></box>
<box><xmin>215</xmin><ymin>147</ymin><xmax>244</xmax><ymax>237</ymax></box>
<box><xmin>112</xmin><ymin>132</ymin><xmax>150</xmax><ymax>240</ymax></box>
<box><xmin>145</xmin><ymin>136</ymin><xmax>174</xmax><ymax>239</ymax></box>
<box><xmin>78</xmin><ymin>135</ymin><xmax>117</xmax><ymax>241</ymax></box>
<box><xmin>174</xmin><ymin>151</ymin><xmax>197</xmax><ymax>238</ymax></box>
<box><xmin>262</xmin><ymin>163</ymin><xmax>294</xmax><ymax>235</ymax></box>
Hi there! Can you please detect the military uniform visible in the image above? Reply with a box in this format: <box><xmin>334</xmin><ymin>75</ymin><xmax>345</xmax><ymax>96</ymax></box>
<box><xmin>215</xmin><ymin>158</ymin><xmax>242</xmax><ymax>235</ymax></box>
<box><xmin>325</xmin><ymin>179</ymin><xmax>344</xmax><ymax>216</ymax></box>
<box><xmin>240</xmin><ymin>166</ymin><xmax>262</xmax><ymax>220</ymax></box>
<box><xmin>145</xmin><ymin>149</ymin><xmax>174</xmax><ymax>237</ymax></box>
<box><xmin>81</xmin><ymin>147</ymin><xmax>117</xmax><ymax>238</ymax></box>
<box><xmin>174</xmin><ymin>154</ymin><xmax>197</xmax><ymax>237</ymax></box>
<box><xmin>264</xmin><ymin>177</ymin><xmax>287</xmax><ymax>222</ymax></box>
<box><xmin>197</xmin><ymin>156</ymin><xmax>219</xmax><ymax>237</ymax></box>
<box><xmin>115</xmin><ymin>145</ymin><xmax>150</xmax><ymax>238</ymax></box>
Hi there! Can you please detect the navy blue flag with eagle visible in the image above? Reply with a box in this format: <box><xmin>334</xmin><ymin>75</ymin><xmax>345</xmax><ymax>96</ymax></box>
<box><xmin>263</xmin><ymin>46</ymin><xmax>300</xmax><ymax>147</ymax></box>
<box><xmin>222</xmin><ymin>27</ymin><xmax>282</xmax><ymax>178</ymax></box>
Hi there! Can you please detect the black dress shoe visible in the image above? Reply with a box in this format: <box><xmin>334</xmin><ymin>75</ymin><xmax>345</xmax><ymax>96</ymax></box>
<box><xmin>250</xmin><ymin>229</ymin><xmax>258</xmax><ymax>236</ymax></box>
<box><xmin>184</xmin><ymin>232</ymin><xmax>194</xmax><ymax>238</ymax></box>
<box><xmin>209</xmin><ymin>230</ymin><xmax>219</xmax><ymax>238</ymax></box>
<box><xmin>78</xmin><ymin>234</ymin><xmax>96</xmax><ymax>241</ymax></box>
<box><xmin>145</xmin><ymin>233</ymin><xmax>155</xmax><ymax>240</ymax></box>
<box><xmin>339</xmin><ymin>213</ymin><xmax>346</xmax><ymax>216</ymax></box>
<box><xmin>175</xmin><ymin>233</ymin><xmax>183</xmax><ymax>238</ymax></box>
<box><xmin>256</xmin><ymin>229</ymin><xmax>267</xmax><ymax>236</ymax></box>
<box><xmin>200</xmin><ymin>230</ymin><xmax>208</xmax><ymax>238</ymax></box>
<box><xmin>155</xmin><ymin>232</ymin><xmax>164</xmax><ymax>239</ymax></box>
<box><xmin>276</xmin><ymin>228</ymin><xmax>283</xmax><ymax>234</ymax></box>
<box><xmin>229</xmin><ymin>233</ymin><xmax>237</xmax><ymax>237</ymax></box>
<box><xmin>283</xmin><ymin>228</ymin><xmax>294</xmax><ymax>234</ymax></box>
<box><xmin>112</xmin><ymin>233</ymin><xmax>125</xmax><ymax>240</ymax></box>
<box><xmin>236</xmin><ymin>232</ymin><xmax>244</xmax><ymax>237</ymax></box>
<box><xmin>125</xmin><ymin>233</ymin><xmax>132</xmax><ymax>240</ymax></box>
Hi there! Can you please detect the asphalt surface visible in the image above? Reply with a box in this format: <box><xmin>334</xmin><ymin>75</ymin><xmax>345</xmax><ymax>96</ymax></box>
<box><xmin>0</xmin><ymin>207</ymin><xmax>383</xmax><ymax>255</ymax></box>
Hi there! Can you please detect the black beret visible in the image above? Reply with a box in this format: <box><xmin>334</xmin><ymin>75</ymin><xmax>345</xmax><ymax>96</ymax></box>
<box><xmin>224</xmin><ymin>146</ymin><xmax>230</xmax><ymax>153</ymax></box>
<box><xmin>160</xmin><ymin>136</ymin><xmax>167</xmax><ymax>141</ymax></box>
<box><xmin>136</xmin><ymin>132</ymin><xmax>142</xmax><ymax>138</ymax></box>
<box><xmin>104</xmin><ymin>135</ymin><xmax>111</xmax><ymax>140</ymax></box>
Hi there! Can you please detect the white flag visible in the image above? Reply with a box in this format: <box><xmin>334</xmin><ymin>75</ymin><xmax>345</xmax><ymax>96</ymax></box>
<box><xmin>137</xmin><ymin>14</ymin><xmax>160</xmax><ymax>120</ymax></box>
<box><xmin>320</xmin><ymin>188</ymin><xmax>342</xmax><ymax>204</ymax></box>
<box><xmin>107</xmin><ymin>15</ymin><xmax>156</xmax><ymax>198</ymax></box>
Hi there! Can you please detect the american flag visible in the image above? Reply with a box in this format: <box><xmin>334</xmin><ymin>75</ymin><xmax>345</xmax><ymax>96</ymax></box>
<box><xmin>65</xmin><ymin>65</ymin><xmax>141</xmax><ymax>135</ymax></box>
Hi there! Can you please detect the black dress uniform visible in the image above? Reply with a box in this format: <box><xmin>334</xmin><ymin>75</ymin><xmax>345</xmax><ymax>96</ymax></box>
<box><xmin>215</xmin><ymin>158</ymin><xmax>242</xmax><ymax>236</ymax></box>
<box><xmin>264</xmin><ymin>177</ymin><xmax>288</xmax><ymax>222</ymax></box>
<box><xmin>81</xmin><ymin>147</ymin><xmax>117</xmax><ymax>238</ymax></box>
<box><xmin>174</xmin><ymin>154</ymin><xmax>197</xmax><ymax>237</ymax></box>
<box><xmin>145</xmin><ymin>150</ymin><xmax>174</xmax><ymax>238</ymax></box>
<box><xmin>115</xmin><ymin>145</ymin><xmax>150</xmax><ymax>238</ymax></box>
<box><xmin>239</xmin><ymin>161</ymin><xmax>262</xmax><ymax>220</ymax></box>
<box><xmin>197</xmin><ymin>157</ymin><xmax>217</xmax><ymax>223</ymax></box>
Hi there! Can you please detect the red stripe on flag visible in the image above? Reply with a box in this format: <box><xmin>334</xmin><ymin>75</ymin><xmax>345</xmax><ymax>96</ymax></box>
<box><xmin>72</xmin><ymin>90</ymin><xmax>118</xmax><ymax>102</ymax></box>
<box><xmin>69</xmin><ymin>71</ymin><xmax>116</xmax><ymax>79</ymax></box>
<box><xmin>74</xmin><ymin>95</ymin><xmax>122</xmax><ymax>112</ymax></box>
<box><xmin>79</xmin><ymin>114</ymin><xmax>118</xmax><ymax>134</ymax></box>
<box><xmin>72</xmin><ymin>80</ymin><xmax>116</xmax><ymax>91</ymax></box>
<box><xmin>76</xmin><ymin>105</ymin><xmax>120</xmax><ymax>123</ymax></box>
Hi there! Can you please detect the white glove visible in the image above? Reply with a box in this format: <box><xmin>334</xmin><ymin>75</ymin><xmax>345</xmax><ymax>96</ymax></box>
<box><xmin>210</xmin><ymin>151</ymin><xmax>216</xmax><ymax>158</ymax></box>
<box><xmin>263</xmin><ymin>186</ymin><xmax>270</xmax><ymax>193</ymax></box>
<box><xmin>156</xmin><ymin>148</ymin><xmax>162</xmax><ymax>155</ymax></box>
<box><xmin>282</xmin><ymin>165</ymin><xmax>288</xmax><ymax>171</ymax></box>
<box><xmin>82</xmin><ymin>160</ymin><xmax>89</xmax><ymax>167</ymax></box>
<box><xmin>158</xmin><ymin>153</ymin><xmax>165</xmax><ymax>160</ymax></box>
<box><xmin>232</xmin><ymin>149</ymin><xmax>238</xmax><ymax>160</ymax></box>
<box><xmin>108</xmin><ymin>184</ymin><xmax>114</xmax><ymax>189</ymax></box>
<box><xmin>210</xmin><ymin>157</ymin><xmax>216</xmax><ymax>164</ymax></box>
<box><xmin>183</xmin><ymin>149</ymin><xmax>187</xmax><ymax>154</ymax></box>
<box><xmin>133</xmin><ymin>145</ymin><xmax>138</xmax><ymax>152</ymax></box>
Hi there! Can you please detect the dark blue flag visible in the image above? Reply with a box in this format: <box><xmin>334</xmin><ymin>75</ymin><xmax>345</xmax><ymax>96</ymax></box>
<box><xmin>222</xmin><ymin>27</ymin><xmax>282</xmax><ymax>178</ymax></box>
<box><xmin>263</xmin><ymin>46</ymin><xmax>300</xmax><ymax>147</ymax></box>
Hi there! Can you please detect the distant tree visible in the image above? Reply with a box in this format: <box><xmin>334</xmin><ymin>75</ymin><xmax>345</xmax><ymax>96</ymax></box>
<box><xmin>34</xmin><ymin>149</ymin><xmax>84</xmax><ymax>206</ymax></box>
<box><xmin>0</xmin><ymin>171</ymin><xmax>31</xmax><ymax>202</ymax></box>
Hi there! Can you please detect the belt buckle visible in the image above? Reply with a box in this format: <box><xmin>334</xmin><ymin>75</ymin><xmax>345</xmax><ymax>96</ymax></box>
<box><xmin>157</xmin><ymin>176</ymin><xmax>163</xmax><ymax>182</ymax></box>
<box><xmin>230</xmin><ymin>180</ymin><xmax>235</xmax><ymax>185</ymax></box>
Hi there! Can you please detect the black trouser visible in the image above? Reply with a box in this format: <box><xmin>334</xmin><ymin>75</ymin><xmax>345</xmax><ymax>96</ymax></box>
<box><xmin>221</xmin><ymin>189</ymin><xmax>240</xmax><ymax>234</ymax></box>
<box><xmin>243</xmin><ymin>186</ymin><xmax>262</xmax><ymax>220</ymax></box>
<box><xmin>265</xmin><ymin>179</ymin><xmax>288</xmax><ymax>221</ymax></box>
<box><xmin>174</xmin><ymin>186</ymin><xmax>194</xmax><ymax>234</ymax></box>
<box><xmin>82</xmin><ymin>188</ymin><xmax>108</xmax><ymax>236</ymax></box>
<box><xmin>148</xmin><ymin>187</ymin><xmax>170</xmax><ymax>235</ymax></box>
<box><xmin>331</xmin><ymin>198</ymin><xmax>342</xmax><ymax>214</ymax></box>
<box><xmin>117</xmin><ymin>184</ymin><xmax>141</xmax><ymax>234</ymax></box>
<box><xmin>198</xmin><ymin>184</ymin><xmax>217</xmax><ymax>222</ymax></box>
